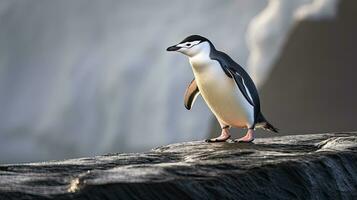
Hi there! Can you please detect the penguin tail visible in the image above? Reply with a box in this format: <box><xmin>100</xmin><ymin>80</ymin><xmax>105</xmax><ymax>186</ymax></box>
<box><xmin>262</xmin><ymin>121</ymin><xmax>279</xmax><ymax>133</ymax></box>
<box><xmin>256</xmin><ymin>113</ymin><xmax>279</xmax><ymax>133</ymax></box>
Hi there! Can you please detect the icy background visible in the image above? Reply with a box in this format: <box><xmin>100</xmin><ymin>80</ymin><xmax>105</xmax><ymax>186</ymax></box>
<box><xmin>0</xmin><ymin>0</ymin><xmax>339</xmax><ymax>163</ymax></box>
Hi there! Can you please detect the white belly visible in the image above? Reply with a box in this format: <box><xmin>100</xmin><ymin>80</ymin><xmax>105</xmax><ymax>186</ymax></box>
<box><xmin>190</xmin><ymin>59</ymin><xmax>254</xmax><ymax>128</ymax></box>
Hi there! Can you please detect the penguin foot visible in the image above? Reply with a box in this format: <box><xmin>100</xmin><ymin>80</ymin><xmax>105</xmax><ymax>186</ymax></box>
<box><xmin>205</xmin><ymin>135</ymin><xmax>231</xmax><ymax>143</ymax></box>
<box><xmin>206</xmin><ymin>127</ymin><xmax>231</xmax><ymax>143</ymax></box>
<box><xmin>234</xmin><ymin>129</ymin><xmax>255</xmax><ymax>143</ymax></box>
<box><xmin>234</xmin><ymin>138</ymin><xmax>254</xmax><ymax>143</ymax></box>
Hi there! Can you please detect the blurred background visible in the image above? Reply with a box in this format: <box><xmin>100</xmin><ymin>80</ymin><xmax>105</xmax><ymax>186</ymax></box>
<box><xmin>0</xmin><ymin>0</ymin><xmax>355</xmax><ymax>164</ymax></box>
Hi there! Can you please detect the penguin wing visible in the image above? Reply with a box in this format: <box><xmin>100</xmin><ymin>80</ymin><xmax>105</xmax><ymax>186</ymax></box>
<box><xmin>184</xmin><ymin>79</ymin><xmax>200</xmax><ymax>110</ymax></box>
<box><xmin>226</xmin><ymin>68</ymin><xmax>255</xmax><ymax>107</ymax></box>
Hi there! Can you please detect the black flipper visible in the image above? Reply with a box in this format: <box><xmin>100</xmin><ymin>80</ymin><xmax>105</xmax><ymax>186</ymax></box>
<box><xmin>184</xmin><ymin>79</ymin><xmax>200</xmax><ymax>110</ymax></box>
<box><xmin>226</xmin><ymin>69</ymin><xmax>255</xmax><ymax>107</ymax></box>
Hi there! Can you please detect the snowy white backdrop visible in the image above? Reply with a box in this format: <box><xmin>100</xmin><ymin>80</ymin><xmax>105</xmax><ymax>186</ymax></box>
<box><xmin>0</xmin><ymin>0</ymin><xmax>338</xmax><ymax>163</ymax></box>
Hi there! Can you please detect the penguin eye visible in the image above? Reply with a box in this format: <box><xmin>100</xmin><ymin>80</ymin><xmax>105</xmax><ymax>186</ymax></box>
<box><xmin>186</xmin><ymin>43</ymin><xmax>191</xmax><ymax>47</ymax></box>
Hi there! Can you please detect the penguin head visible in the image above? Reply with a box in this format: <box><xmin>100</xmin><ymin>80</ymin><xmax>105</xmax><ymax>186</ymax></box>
<box><xmin>167</xmin><ymin>35</ymin><xmax>212</xmax><ymax>57</ymax></box>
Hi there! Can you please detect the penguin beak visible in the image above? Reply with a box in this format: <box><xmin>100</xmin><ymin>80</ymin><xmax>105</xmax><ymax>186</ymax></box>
<box><xmin>166</xmin><ymin>44</ymin><xmax>181</xmax><ymax>51</ymax></box>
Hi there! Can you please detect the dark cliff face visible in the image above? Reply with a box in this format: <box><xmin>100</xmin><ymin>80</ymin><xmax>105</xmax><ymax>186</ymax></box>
<box><xmin>259</xmin><ymin>0</ymin><xmax>357</xmax><ymax>134</ymax></box>
<box><xmin>0</xmin><ymin>132</ymin><xmax>356</xmax><ymax>199</ymax></box>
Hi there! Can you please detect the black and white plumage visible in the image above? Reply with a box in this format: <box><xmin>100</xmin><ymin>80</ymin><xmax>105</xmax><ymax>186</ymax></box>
<box><xmin>167</xmin><ymin>35</ymin><xmax>277</xmax><ymax>142</ymax></box>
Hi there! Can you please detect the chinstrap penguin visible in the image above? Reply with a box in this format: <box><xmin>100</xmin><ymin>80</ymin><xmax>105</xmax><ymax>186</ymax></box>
<box><xmin>167</xmin><ymin>35</ymin><xmax>278</xmax><ymax>143</ymax></box>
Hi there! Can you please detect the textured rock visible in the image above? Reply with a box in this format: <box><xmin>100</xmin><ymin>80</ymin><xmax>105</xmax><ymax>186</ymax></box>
<box><xmin>1</xmin><ymin>132</ymin><xmax>357</xmax><ymax>199</ymax></box>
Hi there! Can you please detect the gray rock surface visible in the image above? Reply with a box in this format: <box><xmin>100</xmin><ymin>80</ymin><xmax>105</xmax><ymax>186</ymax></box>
<box><xmin>1</xmin><ymin>132</ymin><xmax>357</xmax><ymax>199</ymax></box>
